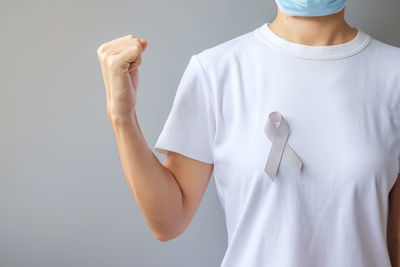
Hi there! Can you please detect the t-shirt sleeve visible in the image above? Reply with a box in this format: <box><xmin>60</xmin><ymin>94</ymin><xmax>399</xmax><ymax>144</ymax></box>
<box><xmin>153</xmin><ymin>54</ymin><xmax>215</xmax><ymax>164</ymax></box>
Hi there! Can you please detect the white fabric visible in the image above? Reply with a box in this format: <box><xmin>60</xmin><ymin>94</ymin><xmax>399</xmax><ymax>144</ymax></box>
<box><xmin>154</xmin><ymin>22</ymin><xmax>400</xmax><ymax>267</ymax></box>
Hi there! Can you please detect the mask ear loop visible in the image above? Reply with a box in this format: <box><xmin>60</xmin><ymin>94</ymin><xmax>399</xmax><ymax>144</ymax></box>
<box><xmin>264</xmin><ymin>111</ymin><xmax>303</xmax><ymax>181</ymax></box>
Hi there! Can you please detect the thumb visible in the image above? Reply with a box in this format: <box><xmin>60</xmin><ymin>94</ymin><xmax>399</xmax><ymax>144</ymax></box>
<box><xmin>140</xmin><ymin>39</ymin><xmax>148</xmax><ymax>53</ymax></box>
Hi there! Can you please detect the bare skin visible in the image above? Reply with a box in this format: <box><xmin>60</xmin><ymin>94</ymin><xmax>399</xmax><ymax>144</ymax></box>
<box><xmin>96</xmin><ymin>6</ymin><xmax>400</xmax><ymax>257</ymax></box>
<box><xmin>96</xmin><ymin>35</ymin><xmax>213</xmax><ymax>242</ymax></box>
<box><xmin>388</xmin><ymin>174</ymin><xmax>400</xmax><ymax>266</ymax></box>
<box><xmin>268</xmin><ymin>6</ymin><xmax>357</xmax><ymax>46</ymax></box>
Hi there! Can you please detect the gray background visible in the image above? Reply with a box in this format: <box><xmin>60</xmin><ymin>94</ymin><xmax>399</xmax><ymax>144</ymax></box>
<box><xmin>1</xmin><ymin>0</ymin><xmax>399</xmax><ymax>266</ymax></box>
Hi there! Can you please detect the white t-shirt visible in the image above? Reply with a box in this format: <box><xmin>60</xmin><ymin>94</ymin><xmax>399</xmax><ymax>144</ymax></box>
<box><xmin>154</xmin><ymin>22</ymin><xmax>400</xmax><ymax>267</ymax></box>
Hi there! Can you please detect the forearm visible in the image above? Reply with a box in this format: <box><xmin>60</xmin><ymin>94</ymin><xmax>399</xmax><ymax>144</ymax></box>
<box><xmin>387</xmin><ymin>237</ymin><xmax>400</xmax><ymax>266</ymax></box>
<box><xmin>387</xmin><ymin>199</ymin><xmax>400</xmax><ymax>267</ymax></box>
<box><xmin>110</xmin><ymin>111</ymin><xmax>185</xmax><ymax>240</ymax></box>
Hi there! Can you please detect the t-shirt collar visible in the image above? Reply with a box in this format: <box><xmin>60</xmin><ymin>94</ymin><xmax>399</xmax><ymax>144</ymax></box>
<box><xmin>254</xmin><ymin>22</ymin><xmax>372</xmax><ymax>60</ymax></box>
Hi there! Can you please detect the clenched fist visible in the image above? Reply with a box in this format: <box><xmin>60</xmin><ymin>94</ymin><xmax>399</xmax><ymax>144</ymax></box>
<box><xmin>97</xmin><ymin>34</ymin><xmax>148</xmax><ymax>121</ymax></box>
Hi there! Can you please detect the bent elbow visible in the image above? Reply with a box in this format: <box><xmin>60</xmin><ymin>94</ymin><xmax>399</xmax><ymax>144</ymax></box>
<box><xmin>153</xmin><ymin>226</ymin><xmax>186</xmax><ymax>242</ymax></box>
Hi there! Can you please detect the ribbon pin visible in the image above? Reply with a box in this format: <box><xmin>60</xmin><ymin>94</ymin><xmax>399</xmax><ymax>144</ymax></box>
<box><xmin>264</xmin><ymin>111</ymin><xmax>303</xmax><ymax>181</ymax></box>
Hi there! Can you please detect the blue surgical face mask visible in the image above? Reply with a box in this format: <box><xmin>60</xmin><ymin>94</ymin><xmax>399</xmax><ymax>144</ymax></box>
<box><xmin>274</xmin><ymin>0</ymin><xmax>348</xmax><ymax>17</ymax></box>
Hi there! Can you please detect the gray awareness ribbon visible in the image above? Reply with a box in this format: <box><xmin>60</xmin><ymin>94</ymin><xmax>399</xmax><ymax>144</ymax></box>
<box><xmin>264</xmin><ymin>111</ymin><xmax>303</xmax><ymax>181</ymax></box>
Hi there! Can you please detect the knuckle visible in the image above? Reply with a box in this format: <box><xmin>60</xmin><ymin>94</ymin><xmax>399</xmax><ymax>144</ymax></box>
<box><xmin>127</xmin><ymin>35</ymin><xmax>140</xmax><ymax>44</ymax></box>
<box><xmin>96</xmin><ymin>46</ymin><xmax>101</xmax><ymax>56</ymax></box>
<box><xmin>98</xmin><ymin>50</ymin><xmax>107</xmax><ymax>62</ymax></box>
<box><xmin>103</xmin><ymin>49</ymin><xmax>112</xmax><ymax>58</ymax></box>
<box><xmin>100</xmin><ymin>52</ymin><xmax>108</xmax><ymax>64</ymax></box>
<box><xmin>97</xmin><ymin>44</ymin><xmax>105</xmax><ymax>56</ymax></box>
<box><xmin>97</xmin><ymin>42</ymin><xmax>112</xmax><ymax>59</ymax></box>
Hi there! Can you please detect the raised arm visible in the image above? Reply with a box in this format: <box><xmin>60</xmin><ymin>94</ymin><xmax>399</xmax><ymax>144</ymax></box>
<box><xmin>97</xmin><ymin>35</ymin><xmax>213</xmax><ymax>241</ymax></box>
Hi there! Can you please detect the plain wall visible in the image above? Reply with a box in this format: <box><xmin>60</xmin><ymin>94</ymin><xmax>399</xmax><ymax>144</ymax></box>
<box><xmin>1</xmin><ymin>0</ymin><xmax>399</xmax><ymax>266</ymax></box>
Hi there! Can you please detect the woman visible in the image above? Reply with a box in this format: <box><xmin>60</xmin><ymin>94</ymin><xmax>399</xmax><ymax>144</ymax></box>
<box><xmin>96</xmin><ymin>0</ymin><xmax>400</xmax><ymax>266</ymax></box>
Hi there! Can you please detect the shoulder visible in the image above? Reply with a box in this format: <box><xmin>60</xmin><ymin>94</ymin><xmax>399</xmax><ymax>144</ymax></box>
<box><xmin>367</xmin><ymin>38</ymin><xmax>400</xmax><ymax>114</ymax></box>
<box><xmin>366</xmin><ymin>37</ymin><xmax>400</xmax><ymax>64</ymax></box>
<box><xmin>369</xmin><ymin>37</ymin><xmax>400</xmax><ymax>53</ymax></box>
<box><xmin>369</xmin><ymin>38</ymin><xmax>400</xmax><ymax>88</ymax></box>
<box><xmin>192</xmin><ymin>26</ymin><xmax>259</xmax><ymax>71</ymax></box>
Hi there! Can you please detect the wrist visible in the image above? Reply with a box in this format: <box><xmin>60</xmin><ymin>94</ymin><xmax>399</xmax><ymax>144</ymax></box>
<box><xmin>109</xmin><ymin>111</ymin><xmax>135</xmax><ymax>126</ymax></box>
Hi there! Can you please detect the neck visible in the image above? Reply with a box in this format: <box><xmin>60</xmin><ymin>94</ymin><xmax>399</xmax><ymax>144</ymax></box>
<box><xmin>268</xmin><ymin>7</ymin><xmax>357</xmax><ymax>46</ymax></box>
